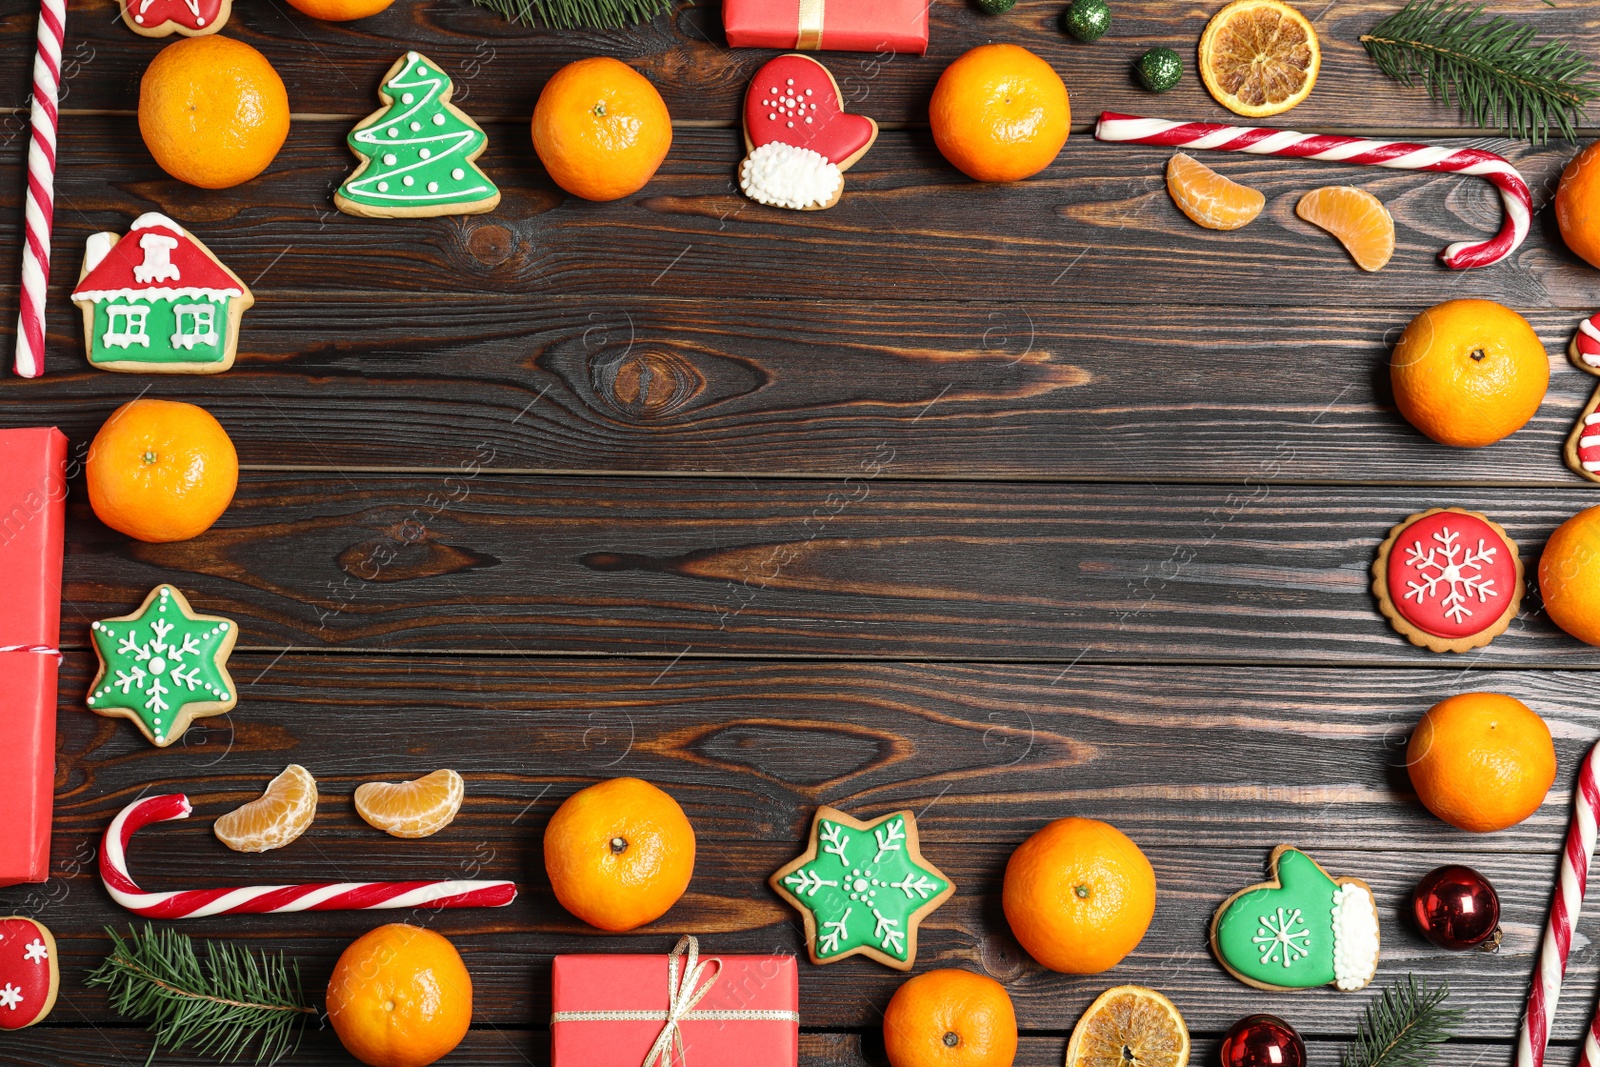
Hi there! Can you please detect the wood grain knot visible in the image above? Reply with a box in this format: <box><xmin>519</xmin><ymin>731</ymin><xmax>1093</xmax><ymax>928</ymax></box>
<box><xmin>467</xmin><ymin>223</ymin><xmax>515</xmax><ymax>267</ymax></box>
<box><xmin>590</xmin><ymin>346</ymin><xmax>706</xmax><ymax>420</ymax></box>
<box><xmin>337</xmin><ymin>537</ymin><xmax>495</xmax><ymax>583</ymax></box>
<box><xmin>690</xmin><ymin>722</ymin><xmax>891</xmax><ymax>784</ymax></box>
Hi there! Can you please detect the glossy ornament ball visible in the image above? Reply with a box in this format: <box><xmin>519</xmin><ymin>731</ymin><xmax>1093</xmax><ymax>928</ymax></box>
<box><xmin>1221</xmin><ymin>1015</ymin><xmax>1305</xmax><ymax>1067</ymax></box>
<box><xmin>1412</xmin><ymin>865</ymin><xmax>1502</xmax><ymax>951</ymax></box>
<box><xmin>1065</xmin><ymin>0</ymin><xmax>1112</xmax><ymax>41</ymax></box>
<box><xmin>1136</xmin><ymin>48</ymin><xmax>1183</xmax><ymax>93</ymax></box>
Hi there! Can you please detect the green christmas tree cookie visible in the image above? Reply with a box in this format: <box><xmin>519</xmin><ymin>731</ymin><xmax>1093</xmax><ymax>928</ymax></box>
<box><xmin>770</xmin><ymin>807</ymin><xmax>953</xmax><ymax>970</ymax></box>
<box><xmin>1211</xmin><ymin>846</ymin><xmax>1380</xmax><ymax>992</ymax></box>
<box><xmin>336</xmin><ymin>52</ymin><xmax>501</xmax><ymax>219</ymax></box>
<box><xmin>87</xmin><ymin>586</ymin><xmax>238</xmax><ymax>747</ymax></box>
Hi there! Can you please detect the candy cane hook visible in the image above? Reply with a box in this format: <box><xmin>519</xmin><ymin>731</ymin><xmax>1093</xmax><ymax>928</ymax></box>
<box><xmin>100</xmin><ymin>794</ymin><xmax>517</xmax><ymax>918</ymax></box>
<box><xmin>1094</xmin><ymin>112</ymin><xmax>1531</xmax><ymax>270</ymax></box>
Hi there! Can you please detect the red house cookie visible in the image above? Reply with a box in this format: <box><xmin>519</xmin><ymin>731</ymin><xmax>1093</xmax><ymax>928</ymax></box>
<box><xmin>739</xmin><ymin>54</ymin><xmax>878</xmax><ymax>211</ymax></box>
<box><xmin>120</xmin><ymin>0</ymin><xmax>230</xmax><ymax>36</ymax></box>
<box><xmin>1372</xmin><ymin>507</ymin><xmax>1523</xmax><ymax>653</ymax></box>
<box><xmin>0</xmin><ymin>917</ymin><xmax>59</xmax><ymax>1030</ymax></box>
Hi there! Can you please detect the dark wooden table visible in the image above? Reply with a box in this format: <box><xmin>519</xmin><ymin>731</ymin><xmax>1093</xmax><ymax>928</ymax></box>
<box><xmin>5</xmin><ymin>0</ymin><xmax>1600</xmax><ymax>1063</ymax></box>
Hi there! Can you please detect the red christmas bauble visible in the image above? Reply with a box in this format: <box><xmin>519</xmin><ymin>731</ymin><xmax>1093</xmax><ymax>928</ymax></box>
<box><xmin>1221</xmin><ymin>1015</ymin><xmax>1305</xmax><ymax>1067</ymax></box>
<box><xmin>1413</xmin><ymin>864</ymin><xmax>1502</xmax><ymax>951</ymax></box>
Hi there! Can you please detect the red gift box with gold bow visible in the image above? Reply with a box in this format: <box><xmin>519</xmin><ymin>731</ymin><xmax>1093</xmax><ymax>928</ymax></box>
<box><xmin>550</xmin><ymin>936</ymin><xmax>799</xmax><ymax>1066</ymax></box>
<box><xmin>0</xmin><ymin>428</ymin><xmax>68</xmax><ymax>886</ymax></box>
<box><xmin>724</xmin><ymin>0</ymin><xmax>929</xmax><ymax>55</ymax></box>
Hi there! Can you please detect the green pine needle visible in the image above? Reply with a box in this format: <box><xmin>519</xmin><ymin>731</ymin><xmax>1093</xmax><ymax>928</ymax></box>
<box><xmin>1341</xmin><ymin>976</ymin><xmax>1465</xmax><ymax>1067</ymax></box>
<box><xmin>1361</xmin><ymin>0</ymin><xmax>1599</xmax><ymax>143</ymax></box>
<box><xmin>86</xmin><ymin>925</ymin><xmax>317</xmax><ymax>1067</ymax></box>
<box><xmin>464</xmin><ymin>0</ymin><xmax>671</xmax><ymax>29</ymax></box>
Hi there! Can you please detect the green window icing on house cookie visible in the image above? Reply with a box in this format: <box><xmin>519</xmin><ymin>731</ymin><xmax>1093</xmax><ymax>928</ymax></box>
<box><xmin>1214</xmin><ymin>848</ymin><xmax>1339</xmax><ymax>989</ymax></box>
<box><xmin>89</xmin><ymin>296</ymin><xmax>230</xmax><ymax>365</ymax></box>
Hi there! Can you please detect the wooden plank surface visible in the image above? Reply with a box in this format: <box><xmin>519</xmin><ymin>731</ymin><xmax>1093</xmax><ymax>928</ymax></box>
<box><xmin>23</xmin><ymin>656</ymin><xmax>1600</xmax><ymax>1039</ymax></box>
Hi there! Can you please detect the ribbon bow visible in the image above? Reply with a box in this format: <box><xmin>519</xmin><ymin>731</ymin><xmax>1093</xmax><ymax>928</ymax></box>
<box><xmin>550</xmin><ymin>935</ymin><xmax>800</xmax><ymax>1067</ymax></box>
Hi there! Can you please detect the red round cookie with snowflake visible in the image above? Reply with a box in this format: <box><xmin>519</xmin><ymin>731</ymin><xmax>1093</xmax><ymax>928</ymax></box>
<box><xmin>0</xmin><ymin>917</ymin><xmax>58</xmax><ymax>1030</ymax></box>
<box><xmin>1385</xmin><ymin>510</ymin><xmax>1517</xmax><ymax>640</ymax></box>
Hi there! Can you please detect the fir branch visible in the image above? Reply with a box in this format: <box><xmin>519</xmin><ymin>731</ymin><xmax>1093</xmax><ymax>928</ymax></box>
<box><xmin>1341</xmin><ymin>976</ymin><xmax>1464</xmax><ymax>1067</ymax></box>
<box><xmin>1361</xmin><ymin>0</ymin><xmax>1599</xmax><ymax>143</ymax></box>
<box><xmin>463</xmin><ymin>0</ymin><xmax>672</xmax><ymax>29</ymax></box>
<box><xmin>86</xmin><ymin>925</ymin><xmax>316</xmax><ymax>1067</ymax></box>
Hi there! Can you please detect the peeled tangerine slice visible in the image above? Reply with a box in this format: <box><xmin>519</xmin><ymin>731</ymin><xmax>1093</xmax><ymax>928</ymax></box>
<box><xmin>354</xmin><ymin>768</ymin><xmax>464</xmax><ymax>839</ymax></box>
<box><xmin>214</xmin><ymin>764</ymin><xmax>318</xmax><ymax>853</ymax></box>
<box><xmin>1296</xmin><ymin>185</ymin><xmax>1395</xmax><ymax>271</ymax></box>
<box><xmin>1166</xmin><ymin>153</ymin><xmax>1265</xmax><ymax>231</ymax></box>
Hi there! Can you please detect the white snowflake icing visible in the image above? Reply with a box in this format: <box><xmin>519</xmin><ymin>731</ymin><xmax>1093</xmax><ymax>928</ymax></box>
<box><xmin>0</xmin><ymin>984</ymin><xmax>21</xmax><ymax>1010</ymax></box>
<box><xmin>88</xmin><ymin>587</ymin><xmax>231</xmax><ymax>741</ymax></box>
<box><xmin>818</xmin><ymin>908</ymin><xmax>851</xmax><ymax>955</ymax></box>
<box><xmin>22</xmin><ymin>940</ymin><xmax>47</xmax><ymax>964</ymax></box>
<box><xmin>819</xmin><ymin>821</ymin><xmax>850</xmax><ymax>865</ymax></box>
<box><xmin>890</xmin><ymin>872</ymin><xmax>941</xmax><ymax>899</ymax></box>
<box><xmin>1254</xmin><ymin>907</ymin><xmax>1311</xmax><ymax>968</ymax></box>
<box><xmin>783</xmin><ymin>869</ymin><xmax>839</xmax><ymax>897</ymax></box>
<box><xmin>872</xmin><ymin>818</ymin><xmax>906</xmax><ymax>863</ymax></box>
<box><xmin>871</xmin><ymin>907</ymin><xmax>905</xmax><ymax>955</ymax></box>
<box><xmin>1403</xmin><ymin>526</ymin><xmax>1500</xmax><ymax>624</ymax></box>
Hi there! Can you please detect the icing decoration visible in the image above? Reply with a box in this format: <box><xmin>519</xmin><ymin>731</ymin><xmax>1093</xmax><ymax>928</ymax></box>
<box><xmin>87</xmin><ymin>585</ymin><xmax>238</xmax><ymax>748</ymax></box>
<box><xmin>1211</xmin><ymin>847</ymin><xmax>1379</xmax><ymax>993</ymax></box>
<box><xmin>336</xmin><ymin>53</ymin><xmax>500</xmax><ymax>218</ymax></box>
<box><xmin>1567</xmin><ymin>387</ymin><xmax>1600</xmax><ymax>485</ymax></box>
<box><xmin>769</xmin><ymin>806</ymin><xmax>953</xmax><ymax>970</ymax></box>
<box><xmin>0</xmin><ymin>917</ymin><xmax>58</xmax><ymax>1030</ymax></box>
<box><xmin>119</xmin><ymin>0</ymin><xmax>229</xmax><ymax>36</ymax></box>
<box><xmin>1571</xmin><ymin>312</ymin><xmax>1600</xmax><ymax>373</ymax></box>
<box><xmin>1385</xmin><ymin>510</ymin><xmax>1516</xmax><ymax>638</ymax></box>
<box><xmin>739</xmin><ymin>54</ymin><xmax>877</xmax><ymax>212</ymax></box>
<box><xmin>70</xmin><ymin>213</ymin><xmax>252</xmax><ymax>374</ymax></box>
<box><xmin>101</xmin><ymin>793</ymin><xmax>518</xmax><ymax>918</ymax></box>
<box><xmin>740</xmin><ymin>143</ymin><xmax>843</xmax><ymax>211</ymax></box>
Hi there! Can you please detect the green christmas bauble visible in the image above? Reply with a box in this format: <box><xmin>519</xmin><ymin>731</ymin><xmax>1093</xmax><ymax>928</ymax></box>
<box><xmin>1064</xmin><ymin>0</ymin><xmax>1111</xmax><ymax>42</ymax></box>
<box><xmin>1136</xmin><ymin>47</ymin><xmax>1182</xmax><ymax>93</ymax></box>
<box><xmin>976</xmin><ymin>0</ymin><xmax>1016</xmax><ymax>12</ymax></box>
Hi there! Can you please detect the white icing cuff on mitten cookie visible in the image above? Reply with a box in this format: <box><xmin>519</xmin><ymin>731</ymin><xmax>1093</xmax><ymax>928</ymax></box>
<box><xmin>740</xmin><ymin>142</ymin><xmax>844</xmax><ymax>210</ymax></box>
<box><xmin>1331</xmin><ymin>883</ymin><xmax>1380</xmax><ymax>990</ymax></box>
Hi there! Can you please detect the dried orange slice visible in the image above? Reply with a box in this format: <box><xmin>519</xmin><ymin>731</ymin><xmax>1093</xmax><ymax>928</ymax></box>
<box><xmin>1199</xmin><ymin>0</ymin><xmax>1320</xmax><ymax>118</ymax></box>
<box><xmin>1166</xmin><ymin>152</ymin><xmax>1265</xmax><ymax>230</ymax></box>
<box><xmin>1066</xmin><ymin>986</ymin><xmax>1191</xmax><ymax>1067</ymax></box>
<box><xmin>355</xmin><ymin>768</ymin><xmax>464</xmax><ymax>839</ymax></box>
<box><xmin>214</xmin><ymin>764</ymin><xmax>318</xmax><ymax>853</ymax></box>
<box><xmin>1296</xmin><ymin>185</ymin><xmax>1395</xmax><ymax>271</ymax></box>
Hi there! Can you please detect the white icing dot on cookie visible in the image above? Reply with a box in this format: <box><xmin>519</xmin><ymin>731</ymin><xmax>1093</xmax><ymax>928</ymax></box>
<box><xmin>383</xmin><ymin>153</ymin><xmax>397</xmax><ymax>165</ymax></box>
<box><xmin>417</xmin><ymin>66</ymin><xmax>428</xmax><ymax>75</ymax></box>
<box><xmin>378</xmin><ymin>181</ymin><xmax>389</xmax><ymax>192</ymax></box>
<box><xmin>403</xmin><ymin>175</ymin><xmax>415</xmax><ymax>186</ymax></box>
<box><xmin>452</xmin><ymin>168</ymin><xmax>465</xmax><ymax>180</ymax></box>
<box><xmin>388</xmin><ymin>128</ymin><xmax>398</xmax><ymax>137</ymax></box>
<box><xmin>769</xmin><ymin>113</ymin><xmax>777</xmax><ymax>121</ymax></box>
<box><xmin>806</xmin><ymin>117</ymin><xmax>813</xmax><ymax>124</ymax></box>
<box><xmin>410</xmin><ymin>121</ymin><xmax>422</xmax><ymax>131</ymax></box>
<box><xmin>433</xmin><ymin>114</ymin><xmax>446</xmax><ymax>125</ymax></box>
<box><xmin>428</xmin><ymin>181</ymin><xmax>439</xmax><ymax>192</ymax></box>
<box><xmin>402</xmin><ymin>93</ymin><xmax>414</xmax><ymax>104</ymax></box>
<box><xmin>420</xmin><ymin>148</ymin><xmax>431</xmax><ymax>159</ymax></box>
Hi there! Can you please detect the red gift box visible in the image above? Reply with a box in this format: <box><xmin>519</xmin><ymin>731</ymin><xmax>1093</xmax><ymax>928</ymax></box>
<box><xmin>0</xmin><ymin>428</ymin><xmax>68</xmax><ymax>886</ymax></box>
<box><xmin>551</xmin><ymin>936</ymin><xmax>798</xmax><ymax>1067</ymax></box>
<box><xmin>725</xmin><ymin>0</ymin><xmax>929</xmax><ymax>54</ymax></box>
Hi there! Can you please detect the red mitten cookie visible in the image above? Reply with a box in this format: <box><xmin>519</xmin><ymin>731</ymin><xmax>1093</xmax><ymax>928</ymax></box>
<box><xmin>740</xmin><ymin>54</ymin><xmax>878</xmax><ymax>211</ymax></box>
<box><xmin>0</xmin><ymin>917</ymin><xmax>58</xmax><ymax>1030</ymax></box>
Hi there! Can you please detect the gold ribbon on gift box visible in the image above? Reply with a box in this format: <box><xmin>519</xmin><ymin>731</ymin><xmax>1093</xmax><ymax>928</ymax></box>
<box><xmin>796</xmin><ymin>0</ymin><xmax>825</xmax><ymax>48</ymax></box>
<box><xmin>551</xmin><ymin>935</ymin><xmax>799</xmax><ymax>1067</ymax></box>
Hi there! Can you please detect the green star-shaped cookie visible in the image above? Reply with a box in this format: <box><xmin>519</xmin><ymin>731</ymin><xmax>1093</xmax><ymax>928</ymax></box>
<box><xmin>87</xmin><ymin>585</ymin><xmax>237</xmax><ymax>748</ymax></box>
<box><xmin>771</xmin><ymin>807</ymin><xmax>954</xmax><ymax>970</ymax></box>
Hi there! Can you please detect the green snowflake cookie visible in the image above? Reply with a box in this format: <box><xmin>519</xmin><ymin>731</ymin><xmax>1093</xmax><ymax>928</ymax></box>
<box><xmin>770</xmin><ymin>807</ymin><xmax>953</xmax><ymax>970</ymax></box>
<box><xmin>1211</xmin><ymin>846</ymin><xmax>1381</xmax><ymax>992</ymax></box>
<box><xmin>87</xmin><ymin>586</ymin><xmax>238</xmax><ymax>747</ymax></box>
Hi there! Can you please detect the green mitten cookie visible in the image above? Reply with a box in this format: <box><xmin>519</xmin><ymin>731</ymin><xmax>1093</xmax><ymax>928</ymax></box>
<box><xmin>1211</xmin><ymin>846</ymin><xmax>1379</xmax><ymax>992</ymax></box>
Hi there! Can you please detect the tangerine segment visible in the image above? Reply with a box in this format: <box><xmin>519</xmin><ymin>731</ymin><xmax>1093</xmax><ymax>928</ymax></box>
<box><xmin>1066</xmin><ymin>986</ymin><xmax>1190</xmax><ymax>1067</ymax></box>
<box><xmin>214</xmin><ymin>764</ymin><xmax>318</xmax><ymax>853</ymax></box>
<box><xmin>1165</xmin><ymin>153</ymin><xmax>1264</xmax><ymax>230</ymax></box>
<box><xmin>1198</xmin><ymin>0</ymin><xmax>1320</xmax><ymax>118</ymax></box>
<box><xmin>354</xmin><ymin>769</ymin><xmax>464</xmax><ymax>839</ymax></box>
<box><xmin>1296</xmin><ymin>186</ymin><xmax>1395</xmax><ymax>271</ymax></box>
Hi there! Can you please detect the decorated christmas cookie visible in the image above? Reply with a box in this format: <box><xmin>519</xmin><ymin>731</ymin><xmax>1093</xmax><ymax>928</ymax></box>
<box><xmin>1372</xmin><ymin>507</ymin><xmax>1523</xmax><ymax>653</ymax></box>
<box><xmin>740</xmin><ymin>54</ymin><xmax>878</xmax><ymax>211</ymax></box>
<box><xmin>71</xmin><ymin>214</ymin><xmax>252</xmax><ymax>374</ymax></box>
<box><xmin>0</xmin><ymin>917</ymin><xmax>58</xmax><ymax>1030</ymax></box>
<box><xmin>770</xmin><ymin>806</ymin><xmax>952</xmax><ymax>970</ymax></box>
<box><xmin>1571</xmin><ymin>312</ymin><xmax>1600</xmax><ymax>374</ymax></box>
<box><xmin>1567</xmin><ymin>390</ymin><xmax>1600</xmax><ymax>485</ymax></box>
<box><xmin>336</xmin><ymin>53</ymin><xmax>500</xmax><ymax>219</ymax></box>
<box><xmin>1211</xmin><ymin>847</ymin><xmax>1379</xmax><ymax>993</ymax></box>
<box><xmin>88</xmin><ymin>585</ymin><xmax>238</xmax><ymax>747</ymax></box>
<box><xmin>120</xmin><ymin>0</ymin><xmax>230</xmax><ymax>36</ymax></box>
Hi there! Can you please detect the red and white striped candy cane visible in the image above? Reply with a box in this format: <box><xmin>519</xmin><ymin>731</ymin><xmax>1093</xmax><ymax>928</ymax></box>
<box><xmin>1095</xmin><ymin>112</ymin><xmax>1531</xmax><ymax>270</ymax></box>
<box><xmin>100</xmin><ymin>793</ymin><xmax>518</xmax><ymax>918</ymax></box>
<box><xmin>13</xmin><ymin>0</ymin><xmax>67</xmax><ymax>378</ymax></box>
<box><xmin>1519</xmin><ymin>742</ymin><xmax>1600</xmax><ymax>1067</ymax></box>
